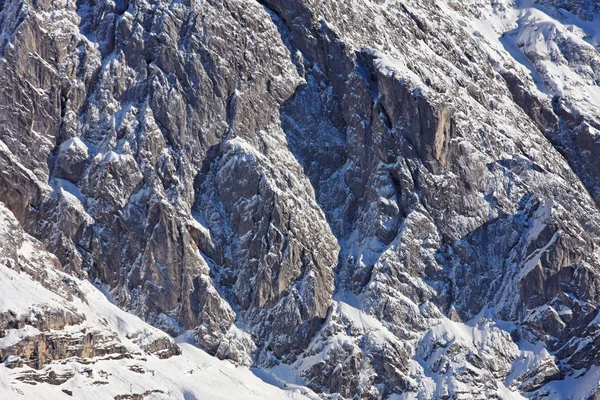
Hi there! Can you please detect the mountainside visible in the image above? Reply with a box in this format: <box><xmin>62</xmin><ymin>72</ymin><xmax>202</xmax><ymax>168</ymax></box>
<box><xmin>0</xmin><ymin>0</ymin><xmax>600</xmax><ymax>398</ymax></box>
<box><xmin>0</xmin><ymin>201</ymin><xmax>313</xmax><ymax>399</ymax></box>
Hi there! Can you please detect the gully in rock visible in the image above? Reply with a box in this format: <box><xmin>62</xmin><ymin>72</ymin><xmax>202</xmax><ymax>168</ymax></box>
<box><xmin>0</xmin><ymin>0</ymin><xmax>599</xmax><ymax>399</ymax></box>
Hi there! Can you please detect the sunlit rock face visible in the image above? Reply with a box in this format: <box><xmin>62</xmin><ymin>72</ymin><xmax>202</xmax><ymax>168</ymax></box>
<box><xmin>1</xmin><ymin>0</ymin><xmax>600</xmax><ymax>398</ymax></box>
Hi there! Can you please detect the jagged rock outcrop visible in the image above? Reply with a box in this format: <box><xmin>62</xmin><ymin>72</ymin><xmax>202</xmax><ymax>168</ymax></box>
<box><xmin>0</xmin><ymin>205</ymin><xmax>303</xmax><ymax>400</ymax></box>
<box><xmin>0</xmin><ymin>202</ymin><xmax>180</xmax><ymax>368</ymax></box>
<box><xmin>1</xmin><ymin>0</ymin><xmax>600</xmax><ymax>398</ymax></box>
<box><xmin>0</xmin><ymin>0</ymin><xmax>338</xmax><ymax>367</ymax></box>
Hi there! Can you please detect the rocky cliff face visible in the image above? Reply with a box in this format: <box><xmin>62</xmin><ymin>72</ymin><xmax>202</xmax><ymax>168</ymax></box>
<box><xmin>1</xmin><ymin>0</ymin><xmax>600</xmax><ymax>398</ymax></box>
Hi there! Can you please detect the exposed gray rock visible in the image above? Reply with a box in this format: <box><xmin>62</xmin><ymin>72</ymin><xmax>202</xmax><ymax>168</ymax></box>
<box><xmin>1</xmin><ymin>0</ymin><xmax>600</xmax><ymax>398</ymax></box>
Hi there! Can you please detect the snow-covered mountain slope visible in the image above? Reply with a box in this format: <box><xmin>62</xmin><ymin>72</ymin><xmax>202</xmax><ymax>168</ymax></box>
<box><xmin>1</xmin><ymin>0</ymin><xmax>600</xmax><ymax>398</ymax></box>
<box><xmin>447</xmin><ymin>0</ymin><xmax>600</xmax><ymax>198</ymax></box>
<box><xmin>0</xmin><ymin>202</ymin><xmax>313</xmax><ymax>399</ymax></box>
<box><xmin>257</xmin><ymin>0</ymin><xmax>600</xmax><ymax>397</ymax></box>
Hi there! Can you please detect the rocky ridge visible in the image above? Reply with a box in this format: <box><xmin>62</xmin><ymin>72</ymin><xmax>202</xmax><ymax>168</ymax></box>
<box><xmin>1</xmin><ymin>0</ymin><xmax>600</xmax><ymax>398</ymax></box>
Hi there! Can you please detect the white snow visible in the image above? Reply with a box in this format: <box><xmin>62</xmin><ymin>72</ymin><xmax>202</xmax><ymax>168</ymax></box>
<box><xmin>0</xmin><ymin>262</ymin><xmax>314</xmax><ymax>399</ymax></box>
<box><xmin>0</xmin><ymin>202</ymin><xmax>312</xmax><ymax>400</ymax></box>
<box><xmin>443</xmin><ymin>0</ymin><xmax>600</xmax><ymax>122</ymax></box>
<box><xmin>59</xmin><ymin>137</ymin><xmax>89</xmax><ymax>156</ymax></box>
<box><xmin>540</xmin><ymin>365</ymin><xmax>600</xmax><ymax>399</ymax></box>
<box><xmin>0</xmin><ymin>260</ymin><xmax>69</xmax><ymax>317</ymax></box>
<box><xmin>0</xmin><ymin>340</ymin><xmax>314</xmax><ymax>399</ymax></box>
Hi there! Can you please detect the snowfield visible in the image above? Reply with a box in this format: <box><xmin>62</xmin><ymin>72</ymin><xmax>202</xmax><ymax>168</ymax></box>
<box><xmin>0</xmin><ymin>340</ymin><xmax>314</xmax><ymax>400</ymax></box>
<box><xmin>0</xmin><ymin>265</ymin><xmax>314</xmax><ymax>400</ymax></box>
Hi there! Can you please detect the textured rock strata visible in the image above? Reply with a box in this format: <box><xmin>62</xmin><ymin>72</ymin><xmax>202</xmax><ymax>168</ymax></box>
<box><xmin>1</xmin><ymin>0</ymin><xmax>600</xmax><ymax>398</ymax></box>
